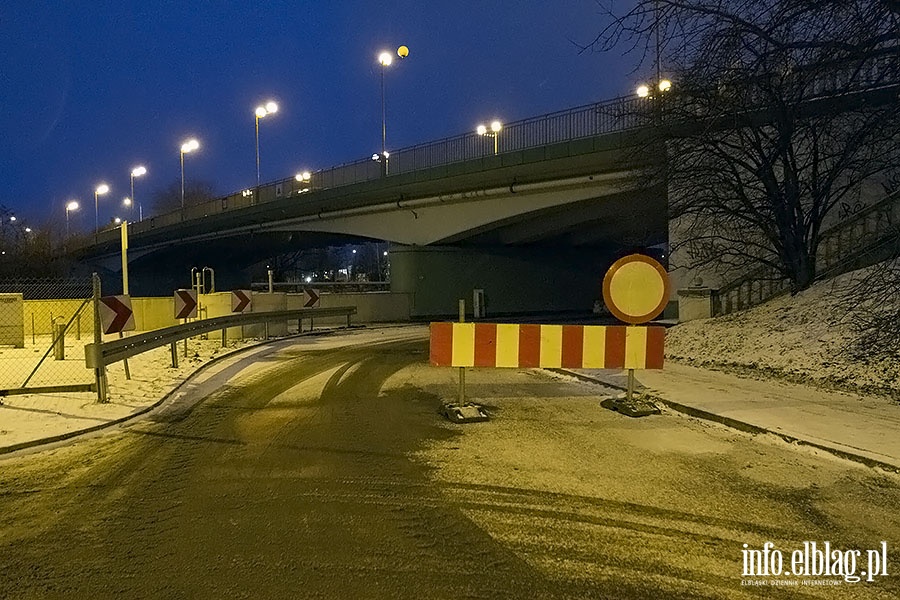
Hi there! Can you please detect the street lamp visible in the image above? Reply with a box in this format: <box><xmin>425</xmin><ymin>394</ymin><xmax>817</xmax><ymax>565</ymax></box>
<box><xmin>377</xmin><ymin>45</ymin><xmax>408</xmax><ymax>157</ymax></box>
<box><xmin>130</xmin><ymin>166</ymin><xmax>146</xmax><ymax>221</ymax></box>
<box><xmin>180</xmin><ymin>139</ymin><xmax>200</xmax><ymax>213</ymax></box>
<box><xmin>94</xmin><ymin>184</ymin><xmax>109</xmax><ymax>238</ymax></box>
<box><xmin>254</xmin><ymin>101</ymin><xmax>278</xmax><ymax>187</ymax></box>
<box><xmin>476</xmin><ymin>120</ymin><xmax>503</xmax><ymax>155</ymax></box>
<box><xmin>123</xmin><ymin>197</ymin><xmax>134</xmax><ymax>220</ymax></box>
<box><xmin>65</xmin><ymin>201</ymin><xmax>79</xmax><ymax>237</ymax></box>
<box><xmin>635</xmin><ymin>79</ymin><xmax>673</xmax><ymax>98</ymax></box>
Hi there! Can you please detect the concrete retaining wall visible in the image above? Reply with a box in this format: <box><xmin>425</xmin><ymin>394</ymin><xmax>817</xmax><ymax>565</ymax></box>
<box><xmin>22</xmin><ymin>292</ymin><xmax>411</xmax><ymax>338</ymax></box>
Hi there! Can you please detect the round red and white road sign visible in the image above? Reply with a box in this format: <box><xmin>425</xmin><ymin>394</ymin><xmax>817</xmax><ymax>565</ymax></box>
<box><xmin>602</xmin><ymin>254</ymin><xmax>670</xmax><ymax>324</ymax></box>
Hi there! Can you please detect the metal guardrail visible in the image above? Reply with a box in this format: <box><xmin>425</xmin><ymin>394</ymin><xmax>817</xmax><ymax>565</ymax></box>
<box><xmin>85</xmin><ymin>306</ymin><xmax>356</xmax><ymax>369</ymax></box>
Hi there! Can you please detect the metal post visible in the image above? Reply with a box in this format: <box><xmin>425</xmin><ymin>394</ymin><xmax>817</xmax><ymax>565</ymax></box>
<box><xmin>256</xmin><ymin>114</ymin><xmax>261</xmax><ymax>188</ymax></box>
<box><xmin>458</xmin><ymin>299</ymin><xmax>466</xmax><ymax>406</ymax></box>
<box><xmin>183</xmin><ymin>318</ymin><xmax>188</xmax><ymax>357</ymax></box>
<box><xmin>381</xmin><ymin>66</ymin><xmax>387</xmax><ymax>155</ymax></box>
<box><xmin>221</xmin><ymin>328</ymin><xmax>226</xmax><ymax>347</ymax></box>
<box><xmin>264</xmin><ymin>322</ymin><xmax>269</xmax><ymax>340</ymax></box>
<box><xmin>76</xmin><ymin>312</ymin><xmax>81</xmax><ymax>340</ymax></box>
<box><xmin>120</xmin><ymin>221</ymin><xmax>131</xmax><ymax>380</ymax></box>
<box><xmin>170</xmin><ymin>342</ymin><xmax>179</xmax><ymax>368</ymax></box>
<box><xmin>31</xmin><ymin>313</ymin><xmax>35</xmax><ymax>345</ymax></box>
<box><xmin>92</xmin><ymin>273</ymin><xmax>108</xmax><ymax>403</ymax></box>
<box><xmin>121</xmin><ymin>220</ymin><xmax>129</xmax><ymax>296</ymax></box>
<box><xmin>626</xmin><ymin>369</ymin><xmax>635</xmax><ymax>403</ymax></box>
<box><xmin>267</xmin><ymin>269</ymin><xmax>274</xmax><ymax>293</ymax></box>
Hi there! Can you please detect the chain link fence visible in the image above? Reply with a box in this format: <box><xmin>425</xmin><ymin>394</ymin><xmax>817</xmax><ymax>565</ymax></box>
<box><xmin>0</xmin><ymin>277</ymin><xmax>94</xmax><ymax>393</ymax></box>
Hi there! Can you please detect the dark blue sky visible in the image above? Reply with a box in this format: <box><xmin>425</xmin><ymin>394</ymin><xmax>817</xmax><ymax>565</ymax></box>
<box><xmin>1</xmin><ymin>1</ymin><xmax>639</xmax><ymax>231</ymax></box>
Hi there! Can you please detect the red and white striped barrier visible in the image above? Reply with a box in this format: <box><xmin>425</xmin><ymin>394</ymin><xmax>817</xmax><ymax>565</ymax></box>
<box><xmin>429</xmin><ymin>323</ymin><xmax>664</xmax><ymax>370</ymax></box>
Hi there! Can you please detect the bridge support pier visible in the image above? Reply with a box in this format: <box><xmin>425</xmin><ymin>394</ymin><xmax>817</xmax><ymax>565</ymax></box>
<box><xmin>389</xmin><ymin>244</ymin><xmax>617</xmax><ymax>319</ymax></box>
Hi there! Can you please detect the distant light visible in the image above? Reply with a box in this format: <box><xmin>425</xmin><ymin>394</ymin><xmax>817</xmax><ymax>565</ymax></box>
<box><xmin>265</xmin><ymin>101</ymin><xmax>278</xmax><ymax>114</ymax></box>
<box><xmin>242</xmin><ymin>189</ymin><xmax>254</xmax><ymax>197</ymax></box>
<box><xmin>255</xmin><ymin>106</ymin><xmax>267</xmax><ymax>118</ymax></box>
<box><xmin>397</xmin><ymin>45</ymin><xmax>409</xmax><ymax>59</ymax></box>
<box><xmin>658</xmin><ymin>79</ymin><xmax>672</xmax><ymax>92</ymax></box>
<box><xmin>636</xmin><ymin>85</ymin><xmax>650</xmax><ymax>98</ymax></box>
<box><xmin>352</xmin><ymin>249</ymin><xmax>357</xmax><ymax>254</ymax></box>
<box><xmin>114</xmin><ymin>217</ymin><xmax>122</xmax><ymax>224</ymax></box>
<box><xmin>131</xmin><ymin>166</ymin><xmax>147</xmax><ymax>177</ymax></box>
<box><xmin>383</xmin><ymin>251</ymin><xmax>388</xmax><ymax>256</ymax></box>
<box><xmin>181</xmin><ymin>139</ymin><xmax>199</xmax><ymax>153</ymax></box>
<box><xmin>476</xmin><ymin>124</ymin><xmax>487</xmax><ymax>136</ymax></box>
<box><xmin>305</xmin><ymin>276</ymin><xmax>312</xmax><ymax>283</ymax></box>
<box><xmin>372</xmin><ymin>153</ymin><xmax>380</xmax><ymax>161</ymax></box>
<box><xmin>67</xmin><ymin>201</ymin><xmax>79</xmax><ymax>211</ymax></box>
<box><xmin>8</xmin><ymin>216</ymin><xmax>15</xmax><ymax>222</ymax></box>
<box><xmin>24</xmin><ymin>227</ymin><xmax>31</xmax><ymax>233</ymax></box>
<box><xmin>378</xmin><ymin>51</ymin><xmax>393</xmax><ymax>67</ymax></box>
<box><xmin>123</xmin><ymin>197</ymin><xmax>132</xmax><ymax>206</ymax></box>
<box><xmin>382</xmin><ymin>151</ymin><xmax>389</xmax><ymax>158</ymax></box>
<box><xmin>490</xmin><ymin>120</ymin><xmax>502</xmax><ymax>133</ymax></box>
<box><xmin>295</xmin><ymin>171</ymin><xmax>311</xmax><ymax>182</ymax></box>
<box><xmin>96</xmin><ymin>184</ymin><xmax>109</xmax><ymax>195</ymax></box>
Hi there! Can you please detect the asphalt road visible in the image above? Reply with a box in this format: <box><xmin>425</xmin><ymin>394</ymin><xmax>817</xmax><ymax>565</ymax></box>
<box><xmin>1</xmin><ymin>331</ymin><xmax>899</xmax><ymax>599</ymax></box>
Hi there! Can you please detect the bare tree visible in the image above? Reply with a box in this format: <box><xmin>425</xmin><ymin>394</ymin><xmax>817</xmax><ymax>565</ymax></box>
<box><xmin>589</xmin><ymin>0</ymin><xmax>900</xmax><ymax>293</ymax></box>
<box><xmin>150</xmin><ymin>180</ymin><xmax>218</xmax><ymax>217</ymax></box>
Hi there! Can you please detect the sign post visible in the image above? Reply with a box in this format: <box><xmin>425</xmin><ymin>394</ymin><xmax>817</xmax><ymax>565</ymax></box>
<box><xmin>458</xmin><ymin>299</ymin><xmax>465</xmax><ymax>406</ymax></box>
<box><xmin>174</xmin><ymin>289</ymin><xmax>198</xmax><ymax>358</ymax></box>
<box><xmin>602</xmin><ymin>254</ymin><xmax>670</xmax><ymax>415</ymax></box>
<box><xmin>120</xmin><ymin>221</ymin><xmax>131</xmax><ymax>380</ymax></box>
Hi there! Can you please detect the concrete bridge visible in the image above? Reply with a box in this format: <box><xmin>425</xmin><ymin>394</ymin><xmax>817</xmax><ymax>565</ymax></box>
<box><xmin>72</xmin><ymin>63</ymin><xmax>898</xmax><ymax>317</ymax></box>
<box><xmin>74</xmin><ymin>96</ymin><xmax>668</xmax><ymax>317</ymax></box>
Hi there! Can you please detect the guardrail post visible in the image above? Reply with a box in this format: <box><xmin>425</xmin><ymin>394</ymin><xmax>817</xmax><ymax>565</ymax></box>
<box><xmin>221</xmin><ymin>328</ymin><xmax>226</xmax><ymax>347</ymax></box>
<box><xmin>92</xmin><ymin>273</ymin><xmax>108</xmax><ymax>403</ymax></box>
<box><xmin>170</xmin><ymin>342</ymin><xmax>179</xmax><ymax>368</ymax></box>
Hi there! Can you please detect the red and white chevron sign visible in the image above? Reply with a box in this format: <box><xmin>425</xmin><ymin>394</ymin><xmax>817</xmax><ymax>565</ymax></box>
<box><xmin>174</xmin><ymin>289</ymin><xmax>198</xmax><ymax>319</ymax></box>
<box><xmin>303</xmin><ymin>288</ymin><xmax>320</xmax><ymax>308</ymax></box>
<box><xmin>231</xmin><ymin>289</ymin><xmax>252</xmax><ymax>313</ymax></box>
<box><xmin>99</xmin><ymin>295</ymin><xmax>136</xmax><ymax>334</ymax></box>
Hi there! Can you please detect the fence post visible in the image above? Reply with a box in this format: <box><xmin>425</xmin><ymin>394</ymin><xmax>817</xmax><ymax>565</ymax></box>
<box><xmin>93</xmin><ymin>273</ymin><xmax>108</xmax><ymax>403</ymax></box>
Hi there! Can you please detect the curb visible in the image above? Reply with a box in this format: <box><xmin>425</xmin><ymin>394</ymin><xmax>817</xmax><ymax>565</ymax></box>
<box><xmin>0</xmin><ymin>328</ymin><xmax>344</xmax><ymax>457</ymax></box>
<box><xmin>553</xmin><ymin>368</ymin><xmax>900</xmax><ymax>474</ymax></box>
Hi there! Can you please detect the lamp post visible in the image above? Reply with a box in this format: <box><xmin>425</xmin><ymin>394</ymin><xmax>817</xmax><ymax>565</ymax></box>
<box><xmin>476</xmin><ymin>120</ymin><xmax>503</xmax><ymax>155</ymax></box>
<box><xmin>94</xmin><ymin>184</ymin><xmax>109</xmax><ymax>240</ymax></box>
<box><xmin>65</xmin><ymin>201</ymin><xmax>79</xmax><ymax>237</ymax></box>
<box><xmin>378</xmin><ymin>51</ymin><xmax>392</xmax><ymax>155</ymax></box>
<box><xmin>123</xmin><ymin>197</ymin><xmax>134</xmax><ymax>220</ymax></box>
<box><xmin>255</xmin><ymin>101</ymin><xmax>278</xmax><ymax>187</ymax></box>
<box><xmin>377</xmin><ymin>45</ymin><xmax>409</xmax><ymax>157</ymax></box>
<box><xmin>180</xmin><ymin>139</ymin><xmax>200</xmax><ymax>215</ymax></box>
<box><xmin>130</xmin><ymin>166</ymin><xmax>146</xmax><ymax>221</ymax></box>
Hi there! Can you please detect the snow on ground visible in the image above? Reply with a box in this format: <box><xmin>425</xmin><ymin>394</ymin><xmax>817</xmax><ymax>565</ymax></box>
<box><xmin>666</xmin><ymin>263</ymin><xmax>900</xmax><ymax>399</ymax></box>
<box><xmin>0</xmin><ymin>324</ymin><xmax>427</xmax><ymax>450</ymax></box>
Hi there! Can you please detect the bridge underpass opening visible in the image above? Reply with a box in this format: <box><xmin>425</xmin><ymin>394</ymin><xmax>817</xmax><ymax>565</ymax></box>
<box><xmin>390</xmin><ymin>244</ymin><xmax>641</xmax><ymax>319</ymax></box>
